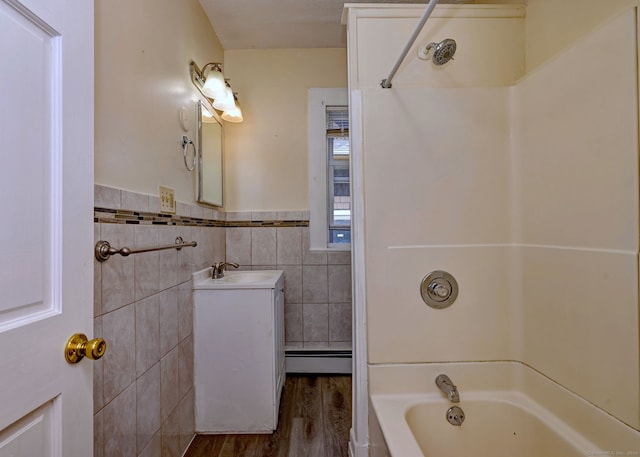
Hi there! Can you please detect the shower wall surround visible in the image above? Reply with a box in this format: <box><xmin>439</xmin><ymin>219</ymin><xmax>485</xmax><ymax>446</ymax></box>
<box><xmin>345</xmin><ymin>4</ymin><xmax>640</xmax><ymax>453</ymax></box>
<box><xmin>93</xmin><ymin>185</ymin><xmax>225</xmax><ymax>457</ymax></box>
<box><xmin>512</xmin><ymin>9</ymin><xmax>639</xmax><ymax>428</ymax></box>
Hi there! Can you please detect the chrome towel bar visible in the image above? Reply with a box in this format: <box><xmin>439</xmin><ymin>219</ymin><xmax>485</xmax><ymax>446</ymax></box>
<box><xmin>95</xmin><ymin>236</ymin><xmax>197</xmax><ymax>262</ymax></box>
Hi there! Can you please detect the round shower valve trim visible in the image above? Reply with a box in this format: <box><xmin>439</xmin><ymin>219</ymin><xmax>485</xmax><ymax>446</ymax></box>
<box><xmin>420</xmin><ymin>271</ymin><xmax>459</xmax><ymax>309</ymax></box>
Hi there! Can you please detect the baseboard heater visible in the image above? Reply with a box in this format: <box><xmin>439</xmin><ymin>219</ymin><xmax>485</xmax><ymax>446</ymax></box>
<box><xmin>285</xmin><ymin>349</ymin><xmax>352</xmax><ymax>374</ymax></box>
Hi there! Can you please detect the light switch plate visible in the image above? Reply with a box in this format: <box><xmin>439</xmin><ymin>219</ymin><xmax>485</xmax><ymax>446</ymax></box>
<box><xmin>159</xmin><ymin>185</ymin><xmax>176</xmax><ymax>214</ymax></box>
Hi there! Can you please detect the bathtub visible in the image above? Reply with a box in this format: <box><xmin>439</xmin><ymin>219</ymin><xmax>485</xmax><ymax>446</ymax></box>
<box><xmin>368</xmin><ymin>362</ymin><xmax>640</xmax><ymax>457</ymax></box>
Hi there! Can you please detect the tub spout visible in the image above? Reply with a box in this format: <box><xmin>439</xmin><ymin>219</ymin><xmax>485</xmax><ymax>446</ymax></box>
<box><xmin>436</xmin><ymin>374</ymin><xmax>460</xmax><ymax>403</ymax></box>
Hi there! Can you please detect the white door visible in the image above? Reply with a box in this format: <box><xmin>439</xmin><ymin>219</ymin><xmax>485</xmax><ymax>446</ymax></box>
<box><xmin>0</xmin><ymin>0</ymin><xmax>94</xmax><ymax>456</ymax></box>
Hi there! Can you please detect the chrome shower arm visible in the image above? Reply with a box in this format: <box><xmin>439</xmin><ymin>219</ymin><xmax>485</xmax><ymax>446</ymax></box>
<box><xmin>380</xmin><ymin>0</ymin><xmax>439</xmax><ymax>89</ymax></box>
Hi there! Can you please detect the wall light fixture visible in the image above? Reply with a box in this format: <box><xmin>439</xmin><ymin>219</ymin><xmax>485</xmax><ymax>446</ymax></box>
<box><xmin>221</xmin><ymin>94</ymin><xmax>243</xmax><ymax>123</ymax></box>
<box><xmin>190</xmin><ymin>60</ymin><xmax>244</xmax><ymax>123</ymax></box>
<box><xmin>212</xmin><ymin>83</ymin><xmax>235</xmax><ymax>112</ymax></box>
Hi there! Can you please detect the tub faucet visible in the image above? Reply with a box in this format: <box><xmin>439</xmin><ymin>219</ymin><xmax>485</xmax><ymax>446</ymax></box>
<box><xmin>212</xmin><ymin>261</ymin><xmax>239</xmax><ymax>279</ymax></box>
<box><xmin>436</xmin><ymin>374</ymin><xmax>460</xmax><ymax>403</ymax></box>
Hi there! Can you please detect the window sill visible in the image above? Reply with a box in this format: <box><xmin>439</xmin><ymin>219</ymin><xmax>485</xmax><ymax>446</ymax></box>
<box><xmin>312</xmin><ymin>245</ymin><xmax>351</xmax><ymax>252</ymax></box>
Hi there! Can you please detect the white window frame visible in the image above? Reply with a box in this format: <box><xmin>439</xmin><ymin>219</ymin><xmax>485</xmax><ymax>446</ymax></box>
<box><xmin>308</xmin><ymin>88</ymin><xmax>350</xmax><ymax>251</ymax></box>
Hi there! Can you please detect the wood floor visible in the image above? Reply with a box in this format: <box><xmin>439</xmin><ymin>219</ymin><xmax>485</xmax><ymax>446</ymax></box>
<box><xmin>184</xmin><ymin>375</ymin><xmax>352</xmax><ymax>457</ymax></box>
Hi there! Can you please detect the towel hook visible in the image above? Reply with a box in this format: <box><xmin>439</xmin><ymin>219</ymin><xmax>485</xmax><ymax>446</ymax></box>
<box><xmin>182</xmin><ymin>135</ymin><xmax>196</xmax><ymax>171</ymax></box>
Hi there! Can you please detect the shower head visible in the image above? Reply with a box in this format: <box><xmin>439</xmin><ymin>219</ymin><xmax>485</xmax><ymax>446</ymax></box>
<box><xmin>418</xmin><ymin>38</ymin><xmax>457</xmax><ymax>65</ymax></box>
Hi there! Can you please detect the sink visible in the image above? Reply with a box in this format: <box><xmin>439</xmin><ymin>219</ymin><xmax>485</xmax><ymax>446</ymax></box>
<box><xmin>192</xmin><ymin>268</ymin><xmax>283</xmax><ymax>289</ymax></box>
<box><xmin>220</xmin><ymin>272</ymin><xmax>274</xmax><ymax>283</ymax></box>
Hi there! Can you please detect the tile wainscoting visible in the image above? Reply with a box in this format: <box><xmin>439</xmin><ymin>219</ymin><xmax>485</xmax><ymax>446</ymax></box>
<box><xmin>93</xmin><ymin>185</ymin><xmax>225</xmax><ymax>457</ymax></box>
<box><xmin>225</xmin><ymin>212</ymin><xmax>352</xmax><ymax>350</ymax></box>
<box><xmin>92</xmin><ymin>185</ymin><xmax>353</xmax><ymax>457</ymax></box>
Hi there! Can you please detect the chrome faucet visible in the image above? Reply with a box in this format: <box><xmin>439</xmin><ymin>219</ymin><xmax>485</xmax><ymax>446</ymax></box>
<box><xmin>435</xmin><ymin>374</ymin><xmax>460</xmax><ymax>403</ymax></box>
<box><xmin>211</xmin><ymin>261</ymin><xmax>239</xmax><ymax>279</ymax></box>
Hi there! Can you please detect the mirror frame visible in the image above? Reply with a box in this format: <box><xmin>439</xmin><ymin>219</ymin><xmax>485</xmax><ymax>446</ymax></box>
<box><xmin>196</xmin><ymin>99</ymin><xmax>224</xmax><ymax>207</ymax></box>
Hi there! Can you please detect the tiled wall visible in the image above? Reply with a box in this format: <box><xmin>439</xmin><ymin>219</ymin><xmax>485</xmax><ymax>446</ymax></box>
<box><xmin>225</xmin><ymin>211</ymin><xmax>353</xmax><ymax>349</ymax></box>
<box><xmin>93</xmin><ymin>185</ymin><xmax>225</xmax><ymax>457</ymax></box>
<box><xmin>92</xmin><ymin>187</ymin><xmax>353</xmax><ymax>456</ymax></box>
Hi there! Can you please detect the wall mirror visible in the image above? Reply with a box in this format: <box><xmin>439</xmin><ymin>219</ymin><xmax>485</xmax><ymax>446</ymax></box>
<box><xmin>197</xmin><ymin>99</ymin><xmax>223</xmax><ymax>207</ymax></box>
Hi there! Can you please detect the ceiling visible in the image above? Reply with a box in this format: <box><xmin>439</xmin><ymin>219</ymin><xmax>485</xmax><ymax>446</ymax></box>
<box><xmin>199</xmin><ymin>0</ymin><xmax>523</xmax><ymax>50</ymax></box>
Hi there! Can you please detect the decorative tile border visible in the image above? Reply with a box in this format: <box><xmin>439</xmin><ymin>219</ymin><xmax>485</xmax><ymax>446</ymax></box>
<box><xmin>94</xmin><ymin>207</ymin><xmax>309</xmax><ymax>228</ymax></box>
<box><xmin>224</xmin><ymin>211</ymin><xmax>310</xmax><ymax>227</ymax></box>
<box><xmin>225</xmin><ymin>219</ymin><xmax>308</xmax><ymax>228</ymax></box>
<box><xmin>94</xmin><ymin>207</ymin><xmax>225</xmax><ymax>227</ymax></box>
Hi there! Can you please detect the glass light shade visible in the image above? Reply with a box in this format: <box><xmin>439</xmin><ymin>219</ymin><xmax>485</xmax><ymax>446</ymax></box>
<box><xmin>201</xmin><ymin>106</ymin><xmax>213</xmax><ymax>118</ymax></box>
<box><xmin>202</xmin><ymin>69</ymin><xmax>226</xmax><ymax>98</ymax></box>
<box><xmin>212</xmin><ymin>86</ymin><xmax>236</xmax><ymax>111</ymax></box>
<box><xmin>201</xmin><ymin>107</ymin><xmax>217</xmax><ymax>123</ymax></box>
<box><xmin>222</xmin><ymin>103</ymin><xmax>243</xmax><ymax>123</ymax></box>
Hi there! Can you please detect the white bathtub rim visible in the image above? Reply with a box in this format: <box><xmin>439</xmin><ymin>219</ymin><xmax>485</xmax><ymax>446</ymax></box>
<box><xmin>370</xmin><ymin>395</ymin><xmax>424</xmax><ymax>457</ymax></box>
<box><xmin>371</xmin><ymin>390</ymin><xmax>599</xmax><ymax>457</ymax></box>
<box><xmin>369</xmin><ymin>361</ymin><xmax>640</xmax><ymax>456</ymax></box>
<box><xmin>369</xmin><ymin>360</ymin><xmax>640</xmax><ymax>431</ymax></box>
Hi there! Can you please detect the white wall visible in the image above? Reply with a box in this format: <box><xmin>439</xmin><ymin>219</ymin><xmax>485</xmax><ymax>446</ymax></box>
<box><xmin>222</xmin><ymin>49</ymin><xmax>347</xmax><ymax>211</ymax></box>
<box><xmin>346</xmin><ymin>4</ymin><xmax>524</xmax><ymax>364</ymax></box>
<box><xmin>513</xmin><ymin>9</ymin><xmax>639</xmax><ymax>428</ymax></box>
<box><xmin>361</xmin><ymin>88</ymin><xmax>514</xmax><ymax>363</ymax></box>
<box><xmin>525</xmin><ymin>0</ymin><xmax>638</xmax><ymax>71</ymax></box>
<box><xmin>94</xmin><ymin>0</ymin><xmax>223</xmax><ymax>204</ymax></box>
<box><xmin>349</xmin><ymin>5</ymin><xmax>525</xmax><ymax>89</ymax></box>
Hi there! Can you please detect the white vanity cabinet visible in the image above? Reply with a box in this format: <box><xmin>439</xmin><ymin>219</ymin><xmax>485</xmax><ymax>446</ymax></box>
<box><xmin>192</xmin><ymin>269</ymin><xmax>285</xmax><ymax>433</ymax></box>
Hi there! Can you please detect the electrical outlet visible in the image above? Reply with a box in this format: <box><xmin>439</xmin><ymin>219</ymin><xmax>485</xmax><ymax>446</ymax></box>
<box><xmin>159</xmin><ymin>185</ymin><xmax>176</xmax><ymax>214</ymax></box>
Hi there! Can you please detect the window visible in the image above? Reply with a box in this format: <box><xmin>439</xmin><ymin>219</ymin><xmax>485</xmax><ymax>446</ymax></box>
<box><xmin>308</xmin><ymin>88</ymin><xmax>350</xmax><ymax>250</ymax></box>
<box><xmin>326</xmin><ymin>107</ymin><xmax>351</xmax><ymax>245</ymax></box>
